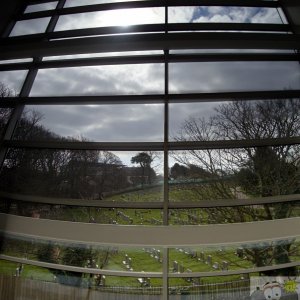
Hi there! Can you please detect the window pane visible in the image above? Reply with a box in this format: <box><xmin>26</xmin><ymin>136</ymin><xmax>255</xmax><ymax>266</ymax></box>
<box><xmin>168</xmin><ymin>239</ymin><xmax>300</xmax><ymax>274</ymax></box>
<box><xmin>10</xmin><ymin>18</ymin><xmax>51</xmax><ymax>37</ymax></box>
<box><xmin>1</xmin><ymin>235</ymin><xmax>163</xmax><ymax>272</ymax></box>
<box><xmin>169</xmin><ymin>6</ymin><xmax>283</xmax><ymax>24</ymax></box>
<box><xmin>169</xmin><ymin>62</ymin><xmax>300</xmax><ymax>93</ymax></box>
<box><xmin>31</xmin><ymin>65</ymin><xmax>164</xmax><ymax>96</ymax></box>
<box><xmin>169</xmin><ymin>146</ymin><xmax>300</xmax><ymax>202</ymax></box>
<box><xmin>64</xmin><ymin>0</ymin><xmax>144</xmax><ymax>7</ymax></box>
<box><xmin>0</xmin><ymin>149</ymin><xmax>163</xmax><ymax>201</ymax></box>
<box><xmin>169</xmin><ymin>99</ymin><xmax>300</xmax><ymax>141</ymax></box>
<box><xmin>24</xmin><ymin>2</ymin><xmax>57</xmax><ymax>13</ymax></box>
<box><xmin>0</xmin><ymin>71</ymin><xmax>28</xmax><ymax>96</ymax></box>
<box><xmin>0</xmin><ymin>200</ymin><xmax>163</xmax><ymax>225</ymax></box>
<box><xmin>14</xmin><ymin>104</ymin><xmax>164</xmax><ymax>142</ymax></box>
<box><xmin>55</xmin><ymin>8</ymin><xmax>164</xmax><ymax>31</ymax></box>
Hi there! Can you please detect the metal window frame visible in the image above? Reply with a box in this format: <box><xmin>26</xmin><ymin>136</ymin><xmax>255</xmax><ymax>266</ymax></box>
<box><xmin>0</xmin><ymin>1</ymin><xmax>300</xmax><ymax>298</ymax></box>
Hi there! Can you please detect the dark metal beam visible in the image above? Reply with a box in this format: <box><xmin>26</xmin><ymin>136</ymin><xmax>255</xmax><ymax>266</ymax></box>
<box><xmin>1</xmin><ymin>53</ymin><xmax>299</xmax><ymax>71</ymax></box>
<box><xmin>1</xmin><ymin>32</ymin><xmax>300</xmax><ymax>60</ymax></box>
<box><xmin>2</xmin><ymin>23</ymin><xmax>291</xmax><ymax>43</ymax></box>
<box><xmin>1</xmin><ymin>191</ymin><xmax>299</xmax><ymax>208</ymax></box>
<box><xmin>2</xmin><ymin>136</ymin><xmax>299</xmax><ymax>151</ymax></box>
<box><xmin>1</xmin><ymin>90</ymin><xmax>299</xmax><ymax>107</ymax></box>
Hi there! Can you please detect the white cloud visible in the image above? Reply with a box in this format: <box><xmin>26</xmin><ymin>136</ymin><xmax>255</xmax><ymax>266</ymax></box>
<box><xmin>55</xmin><ymin>7</ymin><xmax>164</xmax><ymax>30</ymax></box>
<box><xmin>250</xmin><ymin>8</ymin><xmax>281</xmax><ymax>24</ymax></box>
<box><xmin>193</xmin><ymin>7</ymin><xmax>281</xmax><ymax>24</ymax></box>
<box><xmin>168</xmin><ymin>7</ymin><xmax>195</xmax><ymax>23</ymax></box>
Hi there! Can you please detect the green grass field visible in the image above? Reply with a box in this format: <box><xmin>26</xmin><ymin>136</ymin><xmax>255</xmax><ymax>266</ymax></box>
<box><xmin>1</xmin><ymin>184</ymin><xmax>299</xmax><ymax>288</ymax></box>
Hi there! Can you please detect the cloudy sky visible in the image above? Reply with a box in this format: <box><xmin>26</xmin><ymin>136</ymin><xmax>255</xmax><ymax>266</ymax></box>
<box><xmin>1</xmin><ymin>2</ymin><xmax>299</xmax><ymax>166</ymax></box>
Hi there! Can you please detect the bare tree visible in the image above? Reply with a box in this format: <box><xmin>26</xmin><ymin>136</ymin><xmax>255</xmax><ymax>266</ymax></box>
<box><xmin>0</xmin><ymin>82</ymin><xmax>15</xmax><ymax>138</ymax></box>
<box><xmin>173</xmin><ymin>99</ymin><xmax>300</xmax><ymax>271</ymax></box>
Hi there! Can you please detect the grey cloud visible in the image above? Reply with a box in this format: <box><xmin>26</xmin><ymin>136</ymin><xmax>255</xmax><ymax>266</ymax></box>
<box><xmin>169</xmin><ymin>102</ymin><xmax>219</xmax><ymax>139</ymax></box>
<box><xmin>28</xmin><ymin>104</ymin><xmax>164</xmax><ymax>142</ymax></box>
<box><xmin>25</xmin><ymin>2</ymin><xmax>57</xmax><ymax>13</ymax></box>
<box><xmin>31</xmin><ymin>64</ymin><xmax>164</xmax><ymax>96</ymax></box>
<box><xmin>0</xmin><ymin>70</ymin><xmax>28</xmax><ymax>94</ymax></box>
<box><xmin>169</xmin><ymin>61</ymin><xmax>300</xmax><ymax>94</ymax></box>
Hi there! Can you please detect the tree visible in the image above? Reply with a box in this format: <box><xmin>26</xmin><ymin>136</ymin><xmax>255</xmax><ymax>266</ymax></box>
<box><xmin>174</xmin><ymin>99</ymin><xmax>300</xmax><ymax>272</ymax></box>
<box><xmin>0</xmin><ymin>82</ymin><xmax>15</xmax><ymax>138</ymax></box>
<box><xmin>131</xmin><ymin>152</ymin><xmax>155</xmax><ymax>185</ymax></box>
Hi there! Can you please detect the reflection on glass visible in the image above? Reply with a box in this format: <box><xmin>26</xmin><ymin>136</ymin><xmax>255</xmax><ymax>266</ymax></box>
<box><xmin>64</xmin><ymin>0</ymin><xmax>143</xmax><ymax>7</ymax></box>
<box><xmin>24</xmin><ymin>2</ymin><xmax>57</xmax><ymax>13</ymax></box>
<box><xmin>10</xmin><ymin>18</ymin><xmax>51</xmax><ymax>37</ymax></box>
<box><xmin>55</xmin><ymin>8</ymin><xmax>164</xmax><ymax>31</ymax></box>
<box><xmin>0</xmin><ymin>149</ymin><xmax>163</xmax><ymax>201</ymax></box>
<box><xmin>0</xmin><ymin>71</ymin><xmax>28</xmax><ymax>95</ymax></box>
<box><xmin>168</xmin><ymin>6</ymin><xmax>283</xmax><ymax>24</ymax></box>
<box><xmin>30</xmin><ymin>65</ymin><xmax>164</xmax><ymax>96</ymax></box>
<box><xmin>169</xmin><ymin>62</ymin><xmax>300</xmax><ymax>93</ymax></box>
<box><xmin>169</xmin><ymin>145</ymin><xmax>300</xmax><ymax>203</ymax></box>
<box><xmin>0</xmin><ymin>200</ymin><xmax>163</xmax><ymax>225</ymax></box>
<box><xmin>1</xmin><ymin>235</ymin><xmax>163</xmax><ymax>272</ymax></box>
<box><xmin>0</xmin><ymin>58</ymin><xmax>33</xmax><ymax>64</ymax></box>
<box><xmin>168</xmin><ymin>276</ymin><xmax>248</xmax><ymax>296</ymax></box>
<box><xmin>0</xmin><ymin>257</ymin><xmax>163</xmax><ymax>296</ymax></box>
<box><xmin>14</xmin><ymin>104</ymin><xmax>164</xmax><ymax>142</ymax></box>
<box><xmin>169</xmin><ymin>49</ymin><xmax>295</xmax><ymax>54</ymax></box>
<box><xmin>0</xmin><ymin>108</ymin><xmax>13</xmax><ymax>138</ymax></box>
<box><xmin>169</xmin><ymin>239</ymin><xmax>300</xmax><ymax>275</ymax></box>
<box><xmin>43</xmin><ymin>50</ymin><xmax>163</xmax><ymax>60</ymax></box>
<box><xmin>169</xmin><ymin>99</ymin><xmax>300</xmax><ymax>141</ymax></box>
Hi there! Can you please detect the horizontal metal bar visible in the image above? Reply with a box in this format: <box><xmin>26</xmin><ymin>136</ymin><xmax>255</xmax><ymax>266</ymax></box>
<box><xmin>20</xmin><ymin>0</ymin><xmax>280</xmax><ymax>20</ymax></box>
<box><xmin>50</xmin><ymin>23</ymin><xmax>290</xmax><ymax>39</ymax></box>
<box><xmin>0</xmin><ymin>192</ymin><xmax>164</xmax><ymax>208</ymax></box>
<box><xmin>0</xmin><ymin>255</ymin><xmax>162</xmax><ymax>277</ymax></box>
<box><xmin>0</xmin><ymin>55</ymin><xmax>165</xmax><ymax>71</ymax></box>
<box><xmin>2</xmin><ymin>140</ymin><xmax>165</xmax><ymax>151</ymax></box>
<box><xmin>1</xmin><ymin>191</ymin><xmax>299</xmax><ymax>209</ymax></box>
<box><xmin>169</xmin><ymin>262</ymin><xmax>300</xmax><ymax>278</ymax></box>
<box><xmin>0</xmin><ymin>213</ymin><xmax>299</xmax><ymax>246</ymax></box>
<box><xmin>1</xmin><ymin>254</ymin><xmax>299</xmax><ymax>278</ymax></box>
<box><xmin>6</xmin><ymin>23</ymin><xmax>290</xmax><ymax>44</ymax></box>
<box><xmin>1</xmin><ymin>33</ymin><xmax>299</xmax><ymax>60</ymax></box>
<box><xmin>169</xmin><ymin>90</ymin><xmax>300</xmax><ymax>102</ymax></box>
<box><xmin>2</xmin><ymin>136</ymin><xmax>299</xmax><ymax>151</ymax></box>
<box><xmin>169</xmin><ymin>193</ymin><xmax>300</xmax><ymax>208</ymax></box>
<box><xmin>0</xmin><ymin>95</ymin><xmax>165</xmax><ymax>105</ymax></box>
<box><xmin>1</xmin><ymin>52</ymin><xmax>299</xmax><ymax>71</ymax></box>
<box><xmin>1</xmin><ymin>90</ymin><xmax>299</xmax><ymax>106</ymax></box>
<box><xmin>3</xmin><ymin>23</ymin><xmax>291</xmax><ymax>47</ymax></box>
<box><xmin>169</xmin><ymin>137</ymin><xmax>300</xmax><ymax>150</ymax></box>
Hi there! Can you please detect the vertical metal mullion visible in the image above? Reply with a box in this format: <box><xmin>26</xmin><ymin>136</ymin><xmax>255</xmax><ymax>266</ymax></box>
<box><xmin>162</xmin><ymin>2</ymin><xmax>169</xmax><ymax>300</ymax></box>
<box><xmin>46</xmin><ymin>0</ymin><xmax>66</xmax><ymax>33</ymax></box>
<box><xmin>0</xmin><ymin>0</ymin><xmax>66</xmax><ymax>170</ymax></box>
<box><xmin>0</xmin><ymin>2</ymin><xmax>27</xmax><ymax>38</ymax></box>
